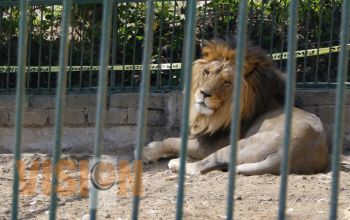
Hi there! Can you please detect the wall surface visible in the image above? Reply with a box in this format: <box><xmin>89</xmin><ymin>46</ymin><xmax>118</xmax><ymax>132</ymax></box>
<box><xmin>0</xmin><ymin>90</ymin><xmax>349</xmax><ymax>159</ymax></box>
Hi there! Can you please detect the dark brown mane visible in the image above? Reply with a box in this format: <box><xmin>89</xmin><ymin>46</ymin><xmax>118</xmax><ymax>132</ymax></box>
<box><xmin>201</xmin><ymin>40</ymin><xmax>286</xmax><ymax>136</ymax></box>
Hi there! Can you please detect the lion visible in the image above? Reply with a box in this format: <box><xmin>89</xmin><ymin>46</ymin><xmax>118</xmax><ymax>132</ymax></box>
<box><xmin>142</xmin><ymin>40</ymin><xmax>328</xmax><ymax>175</ymax></box>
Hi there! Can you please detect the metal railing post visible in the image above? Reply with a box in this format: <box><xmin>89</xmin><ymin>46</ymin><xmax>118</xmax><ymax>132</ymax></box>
<box><xmin>131</xmin><ymin>0</ymin><xmax>155</xmax><ymax>219</ymax></box>
<box><xmin>88</xmin><ymin>0</ymin><xmax>113</xmax><ymax>219</ymax></box>
<box><xmin>48</xmin><ymin>0</ymin><xmax>72</xmax><ymax>219</ymax></box>
<box><xmin>278</xmin><ymin>0</ymin><xmax>298</xmax><ymax>219</ymax></box>
<box><xmin>329</xmin><ymin>0</ymin><xmax>350</xmax><ymax>219</ymax></box>
<box><xmin>11</xmin><ymin>1</ymin><xmax>29</xmax><ymax>219</ymax></box>
<box><xmin>175</xmin><ymin>1</ymin><xmax>197</xmax><ymax>219</ymax></box>
<box><xmin>226</xmin><ymin>1</ymin><xmax>248</xmax><ymax>219</ymax></box>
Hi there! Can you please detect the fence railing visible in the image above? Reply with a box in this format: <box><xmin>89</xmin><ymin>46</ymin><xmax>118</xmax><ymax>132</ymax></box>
<box><xmin>6</xmin><ymin>0</ymin><xmax>350</xmax><ymax>219</ymax></box>
<box><xmin>0</xmin><ymin>0</ymin><xmax>347</xmax><ymax>94</ymax></box>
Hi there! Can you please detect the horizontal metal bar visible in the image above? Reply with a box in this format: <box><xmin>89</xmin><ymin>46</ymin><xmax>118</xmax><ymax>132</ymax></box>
<box><xmin>0</xmin><ymin>43</ymin><xmax>348</xmax><ymax>73</ymax></box>
<box><xmin>0</xmin><ymin>0</ymin><xmax>206</xmax><ymax>7</ymax></box>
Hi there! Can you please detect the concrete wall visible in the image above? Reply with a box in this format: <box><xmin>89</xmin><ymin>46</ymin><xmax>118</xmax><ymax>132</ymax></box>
<box><xmin>0</xmin><ymin>90</ymin><xmax>348</xmax><ymax>159</ymax></box>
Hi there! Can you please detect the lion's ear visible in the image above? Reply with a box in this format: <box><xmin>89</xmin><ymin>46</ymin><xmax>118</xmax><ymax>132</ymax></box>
<box><xmin>202</xmin><ymin>40</ymin><xmax>236</xmax><ymax>61</ymax></box>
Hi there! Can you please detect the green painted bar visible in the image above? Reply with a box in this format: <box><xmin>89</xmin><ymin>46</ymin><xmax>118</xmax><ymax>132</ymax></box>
<box><xmin>326</xmin><ymin>0</ymin><xmax>335</xmax><ymax>84</ymax></box>
<box><xmin>175</xmin><ymin>1</ymin><xmax>197</xmax><ymax>219</ymax></box>
<box><xmin>329</xmin><ymin>0</ymin><xmax>350</xmax><ymax>219</ymax></box>
<box><xmin>11</xmin><ymin>1</ymin><xmax>29</xmax><ymax>219</ymax></box>
<box><xmin>278</xmin><ymin>0</ymin><xmax>298</xmax><ymax>219</ymax></box>
<box><xmin>48</xmin><ymin>0</ymin><xmax>72</xmax><ymax>219</ymax></box>
<box><xmin>131</xmin><ymin>3</ymin><xmax>139</xmax><ymax>90</ymax></box>
<box><xmin>131</xmin><ymin>0</ymin><xmax>155</xmax><ymax>219</ymax></box>
<box><xmin>88</xmin><ymin>0</ymin><xmax>113</xmax><ymax>218</ymax></box>
<box><xmin>302</xmin><ymin>0</ymin><xmax>311</xmax><ymax>83</ymax></box>
<box><xmin>0</xmin><ymin>0</ymin><xmax>191</xmax><ymax>7</ymax></box>
<box><xmin>314</xmin><ymin>1</ymin><xmax>325</xmax><ymax>84</ymax></box>
<box><xmin>226</xmin><ymin>1</ymin><xmax>248</xmax><ymax>219</ymax></box>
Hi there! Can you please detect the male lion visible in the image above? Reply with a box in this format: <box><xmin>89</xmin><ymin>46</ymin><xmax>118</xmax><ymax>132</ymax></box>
<box><xmin>143</xmin><ymin>40</ymin><xmax>328</xmax><ymax>175</ymax></box>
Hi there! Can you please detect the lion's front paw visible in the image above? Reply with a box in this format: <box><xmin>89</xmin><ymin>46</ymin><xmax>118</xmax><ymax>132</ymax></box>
<box><xmin>140</xmin><ymin>141</ymin><xmax>164</xmax><ymax>163</ymax></box>
<box><xmin>168</xmin><ymin>158</ymin><xmax>200</xmax><ymax>175</ymax></box>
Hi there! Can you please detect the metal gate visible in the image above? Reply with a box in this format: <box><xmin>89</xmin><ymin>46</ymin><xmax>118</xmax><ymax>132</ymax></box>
<box><xmin>5</xmin><ymin>0</ymin><xmax>350</xmax><ymax>219</ymax></box>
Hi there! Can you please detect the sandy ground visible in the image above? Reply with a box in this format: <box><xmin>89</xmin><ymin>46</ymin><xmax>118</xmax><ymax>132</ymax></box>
<box><xmin>0</xmin><ymin>154</ymin><xmax>350</xmax><ymax>220</ymax></box>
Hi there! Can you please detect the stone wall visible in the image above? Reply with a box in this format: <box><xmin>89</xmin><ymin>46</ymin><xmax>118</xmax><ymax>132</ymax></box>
<box><xmin>0</xmin><ymin>90</ymin><xmax>348</xmax><ymax>159</ymax></box>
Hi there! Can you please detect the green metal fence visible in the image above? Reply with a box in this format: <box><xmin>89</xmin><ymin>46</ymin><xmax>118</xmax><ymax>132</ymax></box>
<box><xmin>0</xmin><ymin>0</ymin><xmax>347</xmax><ymax>94</ymax></box>
<box><xmin>4</xmin><ymin>0</ymin><xmax>350</xmax><ymax>219</ymax></box>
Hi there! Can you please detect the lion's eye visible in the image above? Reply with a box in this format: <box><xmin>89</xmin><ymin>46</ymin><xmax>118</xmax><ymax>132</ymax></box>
<box><xmin>224</xmin><ymin>80</ymin><xmax>232</xmax><ymax>86</ymax></box>
<box><xmin>217</xmin><ymin>66</ymin><xmax>223</xmax><ymax>73</ymax></box>
<box><xmin>203</xmin><ymin>69</ymin><xmax>210</xmax><ymax>75</ymax></box>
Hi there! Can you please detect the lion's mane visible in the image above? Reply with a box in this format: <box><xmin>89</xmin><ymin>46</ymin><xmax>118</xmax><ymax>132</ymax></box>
<box><xmin>189</xmin><ymin>40</ymin><xmax>286</xmax><ymax>137</ymax></box>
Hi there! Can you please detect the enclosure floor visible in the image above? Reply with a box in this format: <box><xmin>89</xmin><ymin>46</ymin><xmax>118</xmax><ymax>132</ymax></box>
<box><xmin>0</xmin><ymin>154</ymin><xmax>349</xmax><ymax>220</ymax></box>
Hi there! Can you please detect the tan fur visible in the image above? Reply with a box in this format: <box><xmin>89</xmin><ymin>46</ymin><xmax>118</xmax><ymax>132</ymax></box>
<box><xmin>142</xmin><ymin>40</ymin><xmax>328</xmax><ymax>176</ymax></box>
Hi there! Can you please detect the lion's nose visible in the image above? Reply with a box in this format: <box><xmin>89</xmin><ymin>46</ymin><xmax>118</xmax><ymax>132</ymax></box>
<box><xmin>200</xmin><ymin>90</ymin><xmax>212</xmax><ymax>98</ymax></box>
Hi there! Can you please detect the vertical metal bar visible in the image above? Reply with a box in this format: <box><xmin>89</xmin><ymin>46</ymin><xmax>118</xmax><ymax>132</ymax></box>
<box><xmin>120</xmin><ymin>9</ymin><xmax>127</xmax><ymax>91</ymax></box>
<box><xmin>89</xmin><ymin>0</ymin><xmax>113</xmax><ymax>218</ymax></box>
<box><xmin>6</xmin><ymin>8</ymin><xmax>13</xmax><ymax>90</ymax></box>
<box><xmin>0</xmin><ymin>8</ymin><xmax>3</xmax><ymax>90</ymax></box>
<box><xmin>10</xmin><ymin>1</ymin><xmax>28</xmax><ymax>219</ymax></box>
<box><xmin>156</xmin><ymin>0</ymin><xmax>165</xmax><ymax>90</ymax></box>
<box><xmin>302</xmin><ymin>0</ymin><xmax>311</xmax><ymax>83</ymax></box>
<box><xmin>226</xmin><ymin>1</ymin><xmax>248</xmax><ymax>219</ymax></box>
<box><xmin>48</xmin><ymin>5</ymin><xmax>54</xmax><ymax>91</ymax></box>
<box><xmin>329</xmin><ymin>0</ymin><xmax>350</xmax><ymax>219</ymax></box>
<box><xmin>269</xmin><ymin>0</ymin><xmax>276</xmax><ymax>54</ymax></box>
<box><xmin>131</xmin><ymin>2</ymin><xmax>139</xmax><ymax>90</ymax></box>
<box><xmin>38</xmin><ymin>6</ymin><xmax>44</xmax><ymax>89</ymax></box>
<box><xmin>278</xmin><ymin>0</ymin><xmax>298</xmax><ymax>219</ymax></box>
<box><xmin>201</xmin><ymin>0</ymin><xmax>207</xmax><ymax>41</ymax></box>
<box><xmin>213</xmin><ymin>0</ymin><xmax>218</xmax><ymax>37</ymax></box>
<box><xmin>258</xmin><ymin>0</ymin><xmax>265</xmax><ymax>47</ymax></box>
<box><xmin>314</xmin><ymin>1</ymin><xmax>325</xmax><ymax>84</ymax></box>
<box><xmin>168</xmin><ymin>0</ymin><xmax>178</xmax><ymax>90</ymax></box>
<box><xmin>110</xmin><ymin>3</ymin><xmax>118</xmax><ymax>90</ymax></box>
<box><xmin>88</xmin><ymin>6</ymin><xmax>97</xmax><ymax>89</ymax></box>
<box><xmin>26</xmin><ymin>7</ymin><xmax>32</xmax><ymax>90</ymax></box>
<box><xmin>68</xmin><ymin>8</ymin><xmax>75</xmax><ymax>91</ymax></box>
<box><xmin>48</xmin><ymin>0</ymin><xmax>72</xmax><ymax>219</ymax></box>
<box><xmin>0</xmin><ymin>8</ymin><xmax>3</xmax><ymax>33</ymax></box>
<box><xmin>279</xmin><ymin>0</ymin><xmax>287</xmax><ymax>72</ymax></box>
<box><xmin>326</xmin><ymin>0</ymin><xmax>335</xmax><ymax>84</ymax></box>
<box><xmin>131</xmin><ymin>0</ymin><xmax>155</xmax><ymax>219</ymax></box>
<box><xmin>248</xmin><ymin>0</ymin><xmax>253</xmax><ymax>40</ymax></box>
<box><xmin>79</xmin><ymin>7</ymin><xmax>85</xmax><ymax>91</ymax></box>
<box><xmin>175</xmin><ymin>1</ymin><xmax>197</xmax><ymax>219</ymax></box>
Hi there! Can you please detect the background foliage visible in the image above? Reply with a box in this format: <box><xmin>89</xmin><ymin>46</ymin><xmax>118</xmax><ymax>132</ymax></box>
<box><xmin>0</xmin><ymin>0</ymin><xmax>343</xmax><ymax>92</ymax></box>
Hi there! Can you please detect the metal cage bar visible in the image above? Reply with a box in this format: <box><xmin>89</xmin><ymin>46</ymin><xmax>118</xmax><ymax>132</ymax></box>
<box><xmin>10</xmin><ymin>1</ymin><xmax>29</xmax><ymax>219</ymax></box>
<box><xmin>48</xmin><ymin>0</ymin><xmax>73</xmax><ymax>219</ymax></box>
<box><xmin>329</xmin><ymin>0</ymin><xmax>350</xmax><ymax>219</ymax></box>
<box><xmin>131</xmin><ymin>0</ymin><xmax>155</xmax><ymax>219</ymax></box>
<box><xmin>88</xmin><ymin>0</ymin><xmax>113</xmax><ymax>218</ymax></box>
<box><xmin>175</xmin><ymin>1</ymin><xmax>197</xmax><ymax>220</ymax></box>
<box><xmin>226</xmin><ymin>1</ymin><xmax>248</xmax><ymax>219</ymax></box>
<box><xmin>278</xmin><ymin>0</ymin><xmax>298</xmax><ymax>219</ymax></box>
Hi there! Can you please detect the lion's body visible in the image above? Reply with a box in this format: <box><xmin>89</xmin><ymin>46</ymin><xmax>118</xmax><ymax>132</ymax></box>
<box><xmin>142</xmin><ymin>40</ymin><xmax>328</xmax><ymax>175</ymax></box>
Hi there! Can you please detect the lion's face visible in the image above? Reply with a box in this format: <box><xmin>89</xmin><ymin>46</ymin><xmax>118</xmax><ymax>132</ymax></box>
<box><xmin>192</xmin><ymin>60</ymin><xmax>234</xmax><ymax>115</ymax></box>
<box><xmin>189</xmin><ymin>40</ymin><xmax>284</xmax><ymax>135</ymax></box>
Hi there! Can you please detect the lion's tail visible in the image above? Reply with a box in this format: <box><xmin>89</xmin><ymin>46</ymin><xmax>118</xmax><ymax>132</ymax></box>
<box><xmin>236</xmin><ymin>153</ymin><xmax>281</xmax><ymax>176</ymax></box>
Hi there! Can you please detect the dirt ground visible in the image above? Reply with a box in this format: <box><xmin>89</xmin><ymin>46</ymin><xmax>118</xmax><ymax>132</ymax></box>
<box><xmin>0</xmin><ymin>154</ymin><xmax>349</xmax><ymax>220</ymax></box>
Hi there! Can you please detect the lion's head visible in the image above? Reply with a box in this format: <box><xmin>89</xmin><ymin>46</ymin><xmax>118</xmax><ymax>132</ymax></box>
<box><xmin>189</xmin><ymin>40</ymin><xmax>285</xmax><ymax>136</ymax></box>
